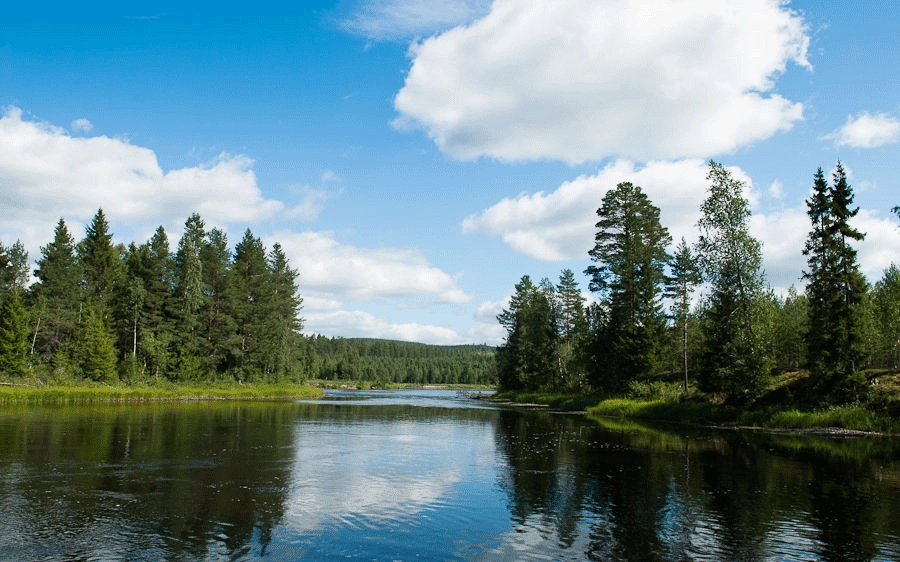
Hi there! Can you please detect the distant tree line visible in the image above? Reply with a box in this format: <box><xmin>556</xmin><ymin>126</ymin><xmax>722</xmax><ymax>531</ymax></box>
<box><xmin>497</xmin><ymin>161</ymin><xmax>900</xmax><ymax>403</ymax></box>
<box><xmin>303</xmin><ymin>336</ymin><xmax>496</xmax><ymax>386</ymax></box>
<box><xmin>0</xmin><ymin>210</ymin><xmax>304</xmax><ymax>383</ymax></box>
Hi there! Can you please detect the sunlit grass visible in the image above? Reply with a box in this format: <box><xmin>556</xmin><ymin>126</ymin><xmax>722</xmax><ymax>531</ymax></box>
<box><xmin>0</xmin><ymin>382</ymin><xmax>322</xmax><ymax>405</ymax></box>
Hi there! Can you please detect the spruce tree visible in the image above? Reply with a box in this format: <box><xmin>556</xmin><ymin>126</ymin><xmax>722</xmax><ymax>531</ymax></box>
<box><xmin>173</xmin><ymin>214</ymin><xmax>206</xmax><ymax>362</ymax></box>
<box><xmin>32</xmin><ymin>219</ymin><xmax>82</xmax><ymax>358</ymax></box>
<box><xmin>231</xmin><ymin>229</ymin><xmax>269</xmax><ymax>377</ymax></box>
<box><xmin>803</xmin><ymin>163</ymin><xmax>867</xmax><ymax>387</ymax></box>
<box><xmin>264</xmin><ymin>243</ymin><xmax>303</xmax><ymax>379</ymax></box>
<box><xmin>665</xmin><ymin>238</ymin><xmax>701</xmax><ymax>392</ymax></box>
<box><xmin>200</xmin><ymin>228</ymin><xmax>237</xmax><ymax>373</ymax></box>
<box><xmin>695</xmin><ymin>161</ymin><xmax>768</xmax><ymax>400</ymax></box>
<box><xmin>75</xmin><ymin>304</ymin><xmax>118</xmax><ymax>383</ymax></box>
<box><xmin>555</xmin><ymin>269</ymin><xmax>588</xmax><ymax>390</ymax></box>
<box><xmin>79</xmin><ymin>209</ymin><xmax>123</xmax><ymax>307</ymax></box>
<box><xmin>586</xmin><ymin>182</ymin><xmax>671</xmax><ymax>389</ymax></box>
<box><xmin>496</xmin><ymin>275</ymin><xmax>558</xmax><ymax>391</ymax></box>
<box><xmin>0</xmin><ymin>289</ymin><xmax>29</xmax><ymax>377</ymax></box>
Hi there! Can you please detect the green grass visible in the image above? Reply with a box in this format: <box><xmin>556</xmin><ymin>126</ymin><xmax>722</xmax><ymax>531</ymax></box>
<box><xmin>496</xmin><ymin>371</ymin><xmax>900</xmax><ymax>434</ymax></box>
<box><xmin>0</xmin><ymin>381</ymin><xmax>322</xmax><ymax>405</ymax></box>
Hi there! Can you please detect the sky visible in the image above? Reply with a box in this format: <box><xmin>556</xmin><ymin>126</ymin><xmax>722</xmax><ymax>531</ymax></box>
<box><xmin>1</xmin><ymin>0</ymin><xmax>899</xmax><ymax>346</ymax></box>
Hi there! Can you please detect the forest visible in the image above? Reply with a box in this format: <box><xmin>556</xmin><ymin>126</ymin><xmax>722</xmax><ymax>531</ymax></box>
<box><xmin>0</xmin><ymin>209</ymin><xmax>498</xmax><ymax>387</ymax></box>
<box><xmin>496</xmin><ymin>161</ymin><xmax>900</xmax><ymax>409</ymax></box>
<box><xmin>0</xmin><ymin>210</ymin><xmax>306</xmax><ymax>384</ymax></box>
<box><xmin>304</xmin><ymin>336</ymin><xmax>496</xmax><ymax>385</ymax></box>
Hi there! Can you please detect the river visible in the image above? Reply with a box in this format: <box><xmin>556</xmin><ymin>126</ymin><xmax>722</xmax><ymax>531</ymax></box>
<box><xmin>0</xmin><ymin>389</ymin><xmax>898</xmax><ymax>560</ymax></box>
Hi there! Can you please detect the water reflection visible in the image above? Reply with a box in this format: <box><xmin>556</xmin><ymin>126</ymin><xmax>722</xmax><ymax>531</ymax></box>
<box><xmin>0</xmin><ymin>403</ymin><xmax>297</xmax><ymax>559</ymax></box>
<box><xmin>492</xmin><ymin>412</ymin><xmax>900</xmax><ymax>561</ymax></box>
<box><xmin>0</xmin><ymin>392</ymin><xmax>899</xmax><ymax>560</ymax></box>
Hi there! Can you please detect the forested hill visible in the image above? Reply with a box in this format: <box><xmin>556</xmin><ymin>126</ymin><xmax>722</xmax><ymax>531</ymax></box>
<box><xmin>303</xmin><ymin>336</ymin><xmax>497</xmax><ymax>386</ymax></box>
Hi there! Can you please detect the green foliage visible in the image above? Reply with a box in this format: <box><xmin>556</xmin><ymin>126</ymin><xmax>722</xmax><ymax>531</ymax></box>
<box><xmin>496</xmin><ymin>275</ymin><xmax>559</xmax><ymax>391</ymax></box>
<box><xmin>75</xmin><ymin>304</ymin><xmax>118</xmax><ymax>383</ymax></box>
<box><xmin>31</xmin><ymin>219</ymin><xmax>82</xmax><ymax>359</ymax></box>
<box><xmin>871</xmin><ymin>265</ymin><xmax>900</xmax><ymax>368</ymax></box>
<box><xmin>586</xmin><ymin>182</ymin><xmax>672</xmax><ymax>389</ymax></box>
<box><xmin>0</xmin><ymin>290</ymin><xmax>30</xmax><ymax>377</ymax></box>
<box><xmin>695</xmin><ymin>161</ymin><xmax>769</xmax><ymax>401</ymax></box>
<box><xmin>665</xmin><ymin>238</ymin><xmax>702</xmax><ymax>391</ymax></box>
<box><xmin>803</xmin><ymin>164</ymin><xmax>868</xmax><ymax>391</ymax></box>
<box><xmin>307</xmin><ymin>336</ymin><xmax>496</xmax><ymax>385</ymax></box>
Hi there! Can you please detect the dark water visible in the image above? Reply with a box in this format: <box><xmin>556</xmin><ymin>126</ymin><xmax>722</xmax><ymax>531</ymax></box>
<box><xmin>1</xmin><ymin>390</ymin><xmax>899</xmax><ymax>560</ymax></box>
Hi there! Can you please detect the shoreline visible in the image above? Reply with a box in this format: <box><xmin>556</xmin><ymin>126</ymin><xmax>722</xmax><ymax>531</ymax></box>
<box><xmin>486</xmin><ymin>394</ymin><xmax>900</xmax><ymax>437</ymax></box>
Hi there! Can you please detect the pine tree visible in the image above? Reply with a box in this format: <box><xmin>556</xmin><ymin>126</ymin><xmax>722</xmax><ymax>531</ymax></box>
<box><xmin>0</xmin><ymin>240</ymin><xmax>29</xmax><ymax>297</ymax></box>
<box><xmin>200</xmin><ymin>228</ymin><xmax>237</xmax><ymax>373</ymax></box>
<box><xmin>695</xmin><ymin>161</ymin><xmax>768</xmax><ymax>400</ymax></box>
<box><xmin>75</xmin><ymin>304</ymin><xmax>118</xmax><ymax>383</ymax></box>
<box><xmin>79</xmin><ymin>209</ymin><xmax>123</xmax><ymax>307</ymax></box>
<box><xmin>555</xmin><ymin>269</ymin><xmax>588</xmax><ymax>390</ymax></box>
<box><xmin>586</xmin><ymin>182</ymin><xmax>672</xmax><ymax>389</ymax></box>
<box><xmin>231</xmin><ymin>229</ymin><xmax>270</xmax><ymax>377</ymax></box>
<box><xmin>264</xmin><ymin>243</ymin><xmax>303</xmax><ymax>379</ymax></box>
<box><xmin>665</xmin><ymin>238</ymin><xmax>701</xmax><ymax>392</ymax></box>
<box><xmin>803</xmin><ymin>163</ymin><xmax>867</xmax><ymax>388</ymax></box>
<box><xmin>32</xmin><ymin>219</ymin><xmax>82</xmax><ymax>358</ymax></box>
<box><xmin>496</xmin><ymin>275</ymin><xmax>558</xmax><ymax>391</ymax></box>
<box><xmin>0</xmin><ymin>289</ymin><xmax>29</xmax><ymax>377</ymax></box>
<box><xmin>173</xmin><ymin>214</ymin><xmax>206</xmax><ymax>363</ymax></box>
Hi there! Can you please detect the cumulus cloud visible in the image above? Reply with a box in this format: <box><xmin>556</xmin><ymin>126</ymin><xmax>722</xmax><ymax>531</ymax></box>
<box><xmin>466</xmin><ymin>158</ymin><xmax>900</xmax><ymax>293</ymax></box>
<box><xmin>462</xmin><ymin>159</ymin><xmax>732</xmax><ymax>260</ymax></box>
<box><xmin>274</xmin><ymin>230</ymin><xmax>470</xmax><ymax>304</ymax></box>
<box><xmin>830</xmin><ymin>112</ymin><xmax>900</xmax><ymax>148</ymax></box>
<box><xmin>342</xmin><ymin>0</ymin><xmax>491</xmax><ymax>41</ymax></box>
<box><xmin>303</xmin><ymin>309</ymin><xmax>464</xmax><ymax>344</ymax></box>
<box><xmin>71</xmin><ymin>118</ymin><xmax>93</xmax><ymax>133</ymax></box>
<box><xmin>0</xmin><ymin>107</ymin><xmax>282</xmax><ymax>252</ymax></box>
<box><xmin>394</xmin><ymin>0</ymin><xmax>809</xmax><ymax>163</ymax></box>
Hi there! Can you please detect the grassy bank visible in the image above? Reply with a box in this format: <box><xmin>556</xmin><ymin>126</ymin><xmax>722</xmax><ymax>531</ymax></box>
<box><xmin>494</xmin><ymin>370</ymin><xmax>900</xmax><ymax>434</ymax></box>
<box><xmin>0</xmin><ymin>381</ymin><xmax>322</xmax><ymax>405</ymax></box>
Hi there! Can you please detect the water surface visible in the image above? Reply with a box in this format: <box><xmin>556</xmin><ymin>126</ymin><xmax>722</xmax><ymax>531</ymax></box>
<box><xmin>1</xmin><ymin>389</ymin><xmax>899</xmax><ymax>560</ymax></box>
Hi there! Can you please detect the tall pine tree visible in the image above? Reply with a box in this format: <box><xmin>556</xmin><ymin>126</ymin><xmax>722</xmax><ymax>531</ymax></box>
<box><xmin>803</xmin><ymin>163</ymin><xmax>867</xmax><ymax>388</ymax></box>
<box><xmin>585</xmin><ymin>182</ymin><xmax>671</xmax><ymax>390</ymax></box>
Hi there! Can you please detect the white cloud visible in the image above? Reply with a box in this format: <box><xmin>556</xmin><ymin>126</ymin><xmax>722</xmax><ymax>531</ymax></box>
<box><xmin>462</xmin><ymin>159</ymin><xmax>730</xmax><ymax>260</ymax></box>
<box><xmin>0</xmin><ymin>107</ymin><xmax>282</xmax><ymax>253</ymax></box>
<box><xmin>274</xmin><ymin>230</ymin><xmax>470</xmax><ymax>304</ymax></box>
<box><xmin>464</xmin><ymin>155</ymin><xmax>900</xmax><ymax>294</ymax></box>
<box><xmin>394</xmin><ymin>0</ymin><xmax>809</xmax><ymax>163</ymax></box>
<box><xmin>303</xmin><ymin>309</ymin><xmax>464</xmax><ymax>344</ymax></box>
<box><xmin>285</xmin><ymin>187</ymin><xmax>332</xmax><ymax>221</ymax></box>
<box><xmin>71</xmin><ymin>118</ymin><xmax>93</xmax><ymax>133</ymax></box>
<box><xmin>342</xmin><ymin>0</ymin><xmax>491</xmax><ymax>41</ymax></box>
<box><xmin>830</xmin><ymin>112</ymin><xmax>900</xmax><ymax>149</ymax></box>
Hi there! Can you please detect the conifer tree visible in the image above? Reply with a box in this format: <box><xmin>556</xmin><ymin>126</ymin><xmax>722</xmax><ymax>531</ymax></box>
<box><xmin>496</xmin><ymin>275</ymin><xmax>558</xmax><ymax>391</ymax></box>
<box><xmin>0</xmin><ymin>289</ymin><xmax>29</xmax><ymax>377</ymax></box>
<box><xmin>75</xmin><ymin>304</ymin><xmax>118</xmax><ymax>382</ymax></box>
<box><xmin>665</xmin><ymin>238</ymin><xmax>701</xmax><ymax>392</ymax></box>
<box><xmin>555</xmin><ymin>269</ymin><xmax>588</xmax><ymax>390</ymax></box>
<box><xmin>200</xmin><ymin>228</ymin><xmax>237</xmax><ymax>373</ymax></box>
<box><xmin>231</xmin><ymin>229</ymin><xmax>269</xmax><ymax>377</ymax></box>
<box><xmin>173</xmin><ymin>214</ymin><xmax>206</xmax><ymax>359</ymax></box>
<box><xmin>79</xmin><ymin>209</ymin><xmax>123</xmax><ymax>307</ymax></box>
<box><xmin>32</xmin><ymin>219</ymin><xmax>82</xmax><ymax>358</ymax></box>
<box><xmin>0</xmin><ymin>240</ymin><xmax>29</xmax><ymax>297</ymax></box>
<box><xmin>586</xmin><ymin>182</ymin><xmax>671</xmax><ymax>389</ymax></box>
<box><xmin>803</xmin><ymin>163</ymin><xmax>867</xmax><ymax>386</ymax></box>
<box><xmin>264</xmin><ymin>242</ymin><xmax>303</xmax><ymax>378</ymax></box>
<box><xmin>695</xmin><ymin>161</ymin><xmax>768</xmax><ymax>400</ymax></box>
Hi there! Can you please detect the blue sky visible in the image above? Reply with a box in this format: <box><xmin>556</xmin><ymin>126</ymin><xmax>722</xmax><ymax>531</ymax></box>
<box><xmin>1</xmin><ymin>0</ymin><xmax>899</xmax><ymax>345</ymax></box>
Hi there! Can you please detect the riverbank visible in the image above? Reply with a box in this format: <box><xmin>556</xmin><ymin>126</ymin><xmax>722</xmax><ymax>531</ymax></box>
<box><xmin>492</xmin><ymin>372</ymin><xmax>900</xmax><ymax>435</ymax></box>
<box><xmin>0</xmin><ymin>381</ymin><xmax>322</xmax><ymax>404</ymax></box>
